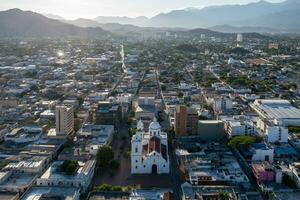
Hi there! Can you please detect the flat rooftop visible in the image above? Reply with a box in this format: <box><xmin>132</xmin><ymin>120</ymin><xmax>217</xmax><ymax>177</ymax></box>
<box><xmin>0</xmin><ymin>173</ymin><xmax>36</xmax><ymax>187</ymax></box>
<box><xmin>253</xmin><ymin>99</ymin><xmax>300</xmax><ymax>120</ymax></box>
<box><xmin>21</xmin><ymin>186</ymin><xmax>79</xmax><ymax>200</ymax></box>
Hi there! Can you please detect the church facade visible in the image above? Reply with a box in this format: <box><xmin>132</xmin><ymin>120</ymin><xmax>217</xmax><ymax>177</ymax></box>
<box><xmin>131</xmin><ymin>118</ymin><xmax>170</xmax><ymax>174</ymax></box>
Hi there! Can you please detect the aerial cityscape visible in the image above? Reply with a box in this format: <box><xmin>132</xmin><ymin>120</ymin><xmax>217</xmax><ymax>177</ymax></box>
<box><xmin>0</xmin><ymin>0</ymin><xmax>300</xmax><ymax>200</ymax></box>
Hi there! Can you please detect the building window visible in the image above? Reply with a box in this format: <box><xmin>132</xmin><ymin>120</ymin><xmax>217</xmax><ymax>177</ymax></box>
<box><xmin>144</xmin><ymin>165</ymin><xmax>146</xmax><ymax>168</ymax></box>
<box><xmin>163</xmin><ymin>165</ymin><xmax>165</xmax><ymax>168</ymax></box>
<box><xmin>136</xmin><ymin>160</ymin><xmax>138</xmax><ymax>163</ymax></box>
<box><xmin>135</xmin><ymin>147</ymin><xmax>138</xmax><ymax>153</ymax></box>
<box><xmin>136</xmin><ymin>166</ymin><xmax>138</xmax><ymax>169</ymax></box>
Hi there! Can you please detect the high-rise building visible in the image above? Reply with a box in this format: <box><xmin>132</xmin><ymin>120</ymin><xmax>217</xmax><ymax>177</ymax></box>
<box><xmin>237</xmin><ymin>33</ymin><xmax>243</xmax><ymax>42</ymax></box>
<box><xmin>56</xmin><ymin>105</ymin><xmax>74</xmax><ymax>136</ymax></box>
<box><xmin>174</xmin><ymin>105</ymin><xmax>198</xmax><ymax>136</ymax></box>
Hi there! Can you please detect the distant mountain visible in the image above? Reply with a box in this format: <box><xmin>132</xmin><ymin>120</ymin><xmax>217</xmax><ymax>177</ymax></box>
<box><xmin>209</xmin><ymin>25</ymin><xmax>281</xmax><ymax>34</ymax></box>
<box><xmin>62</xmin><ymin>18</ymin><xmax>100</xmax><ymax>28</ymax></box>
<box><xmin>0</xmin><ymin>9</ymin><xmax>109</xmax><ymax>38</ymax></box>
<box><xmin>61</xmin><ymin>18</ymin><xmax>186</xmax><ymax>36</ymax></box>
<box><xmin>81</xmin><ymin>0</ymin><xmax>300</xmax><ymax>33</ymax></box>
<box><xmin>233</xmin><ymin>9</ymin><xmax>300</xmax><ymax>32</ymax></box>
<box><xmin>94</xmin><ymin>16</ymin><xmax>148</xmax><ymax>27</ymax></box>
<box><xmin>147</xmin><ymin>0</ymin><xmax>300</xmax><ymax>29</ymax></box>
<box><xmin>43</xmin><ymin>13</ymin><xmax>65</xmax><ymax>20</ymax></box>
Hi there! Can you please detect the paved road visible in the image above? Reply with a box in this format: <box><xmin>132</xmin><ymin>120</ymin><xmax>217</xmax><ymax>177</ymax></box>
<box><xmin>156</xmin><ymin>68</ymin><xmax>182</xmax><ymax>200</ymax></box>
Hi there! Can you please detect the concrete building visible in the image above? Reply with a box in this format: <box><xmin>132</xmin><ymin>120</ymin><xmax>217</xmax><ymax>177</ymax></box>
<box><xmin>135</xmin><ymin>97</ymin><xmax>157</xmax><ymax>128</ymax></box>
<box><xmin>0</xmin><ymin>171</ymin><xmax>37</xmax><ymax>193</ymax></box>
<box><xmin>252</xmin><ymin>162</ymin><xmax>274</xmax><ymax>183</ymax></box>
<box><xmin>198</xmin><ymin>120</ymin><xmax>225</xmax><ymax>142</ymax></box>
<box><xmin>289</xmin><ymin>162</ymin><xmax>300</xmax><ymax>188</ymax></box>
<box><xmin>174</xmin><ymin>106</ymin><xmax>198</xmax><ymax>136</ymax></box>
<box><xmin>55</xmin><ymin>105</ymin><xmax>74</xmax><ymax>136</ymax></box>
<box><xmin>78</xmin><ymin>124</ymin><xmax>115</xmax><ymax>155</ymax></box>
<box><xmin>36</xmin><ymin>160</ymin><xmax>95</xmax><ymax>194</ymax></box>
<box><xmin>265</xmin><ymin>124</ymin><xmax>288</xmax><ymax>143</ymax></box>
<box><xmin>251</xmin><ymin>143</ymin><xmax>274</xmax><ymax>163</ymax></box>
<box><xmin>21</xmin><ymin>186</ymin><xmax>80</xmax><ymax>200</ymax></box>
<box><xmin>213</xmin><ymin>97</ymin><xmax>233</xmax><ymax>113</ymax></box>
<box><xmin>94</xmin><ymin>101</ymin><xmax>121</xmax><ymax>126</ymax></box>
<box><xmin>5</xmin><ymin>127</ymin><xmax>42</xmax><ymax>144</ymax></box>
<box><xmin>131</xmin><ymin>118</ymin><xmax>169</xmax><ymax>174</ymax></box>
<box><xmin>251</xmin><ymin>99</ymin><xmax>300</xmax><ymax>127</ymax></box>
<box><xmin>225</xmin><ymin>121</ymin><xmax>255</xmax><ymax>137</ymax></box>
<box><xmin>237</xmin><ymin>33</ymin><xmax>243</xmax><ymax>42</ymax></box>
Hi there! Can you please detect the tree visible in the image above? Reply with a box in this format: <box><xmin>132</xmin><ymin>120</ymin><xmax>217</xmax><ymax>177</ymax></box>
<box><xmin>128</xmin><ymin>128</ymin><xmax>137</xmax><ymax>138</ymax></box>
<box><xmin>96</xmin><ymin>145</ymin><xmax>114</xmax><ymax>170</ymax></box>
<box><xmin>94</xmin><ymin>184</ymin><xmax>123</xmax><ymax>192</ymax></box>
<box><xmin>282</xmin><ymin>174</ymin><xmax>298</xmax><ymax>189</ymax></box>
<box><xmin>288</xmin><ymin>126</ymin><xmax>300</xmax><ymax>133</ymax></box>
<box><xmin>110</xmin><ymin>160</ymin><xmax>120</xmax><ymax>171</ymax></box>
<box><xmin>30</xmin><ymin>85</ymin><xmax>39</xmax><ymax>91</ymax></box>
<box><xmin>77</xmin><ymin>96</ymin><xmax>84</xmax><ymax>106</ymax></box>
<box><xmin>228</xmin><ymin>136</ymin><xmax>256</xmax><ymax>149</ymax></box>
<box><xmin>60</xmin><ymin>160</ymin><xmax>79</xmax><ymax>175</ymax></box>
<box><xmin>218</xmin><ymin>192</ymin><xmax>230</xmax><ymax>200</ymax></box>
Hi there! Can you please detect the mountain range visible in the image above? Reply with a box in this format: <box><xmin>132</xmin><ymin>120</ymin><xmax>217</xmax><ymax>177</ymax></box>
<box><xmin>48</xmin><ymin>0</ymin><xmax>300</xmax><ymax>33</ymax></box>
<box><xmin>0</xmin><ymin>9</ymin><xmax>109</xmax><ymax>38</ymax></box>
<box><xmin>0</xmin><ymin>0</ymin><xmax>299</xmax><ymax>39</ymax></box>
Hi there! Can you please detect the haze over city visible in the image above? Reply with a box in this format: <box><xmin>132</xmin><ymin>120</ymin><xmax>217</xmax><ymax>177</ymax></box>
<box><xmin>0</xmin><ymin>0</ymin><xmax>285</xmax><ymax>18</ymax></box>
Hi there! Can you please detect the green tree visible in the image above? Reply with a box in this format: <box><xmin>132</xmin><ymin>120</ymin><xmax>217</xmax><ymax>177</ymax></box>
<box><xmin>218</xmin><ymin>192</ymin><xmax>230</xmax><ymax>200</ymax></box>
<box><xmin>77</xmin><ymin>96</ymin><xmax>84</xmax><ymax>106</ymax></box>
<box><xmin>110</xmin><ymin>160</ymin><xmax>120</xmax><ymax>171</ymax></box>
<box><xmin>128</xmin><ymin>128</ymin><xmax>137</xmax><ymax>138</ymax></box>
<box><xmin>96</xmin><ymin>145</ymin><xmax>114</xmax><ymax>170</ymax></box>
<box><xmin>60</xmin><ymin>160</ymin><xmax>79</xmax><ymax>175</ymax></box>
<box><xmin>228</xmin><ymin>136</ymin><xmax>256</xmax><ymax>149</ymax></box>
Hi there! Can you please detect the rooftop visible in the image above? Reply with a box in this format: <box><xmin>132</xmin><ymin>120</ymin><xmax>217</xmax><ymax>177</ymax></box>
<box><xmin>21</xmin><ymin>186</ymin><xmax>79</xmax><ymax>200</ymax></box>
<box><xmin>253</xmin><ymin>99</ymin><xmax>300</xmax><ymax>120</ymax></box>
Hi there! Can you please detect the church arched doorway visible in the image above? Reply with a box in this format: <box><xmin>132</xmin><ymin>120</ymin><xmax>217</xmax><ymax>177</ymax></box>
<box><xmin>152</xmin><ymin>164</ymin><xmax>158</xmax><ymax>174</ymax></box>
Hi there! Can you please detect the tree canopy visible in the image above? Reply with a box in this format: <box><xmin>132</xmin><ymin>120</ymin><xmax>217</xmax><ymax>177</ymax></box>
<box><xmin>59</xmin><ymin>160</ymin><xmax>79</xmax><ymax>175</ymax></box>
<box><xmin>228</xmin><ymin>136</ymin><xmax>256</xmax><ymax>149</ymax></box>
<box><xmin>96</xmin><ymin>145</ymin><xmax>114</xmax><ymax>170</ymax></box>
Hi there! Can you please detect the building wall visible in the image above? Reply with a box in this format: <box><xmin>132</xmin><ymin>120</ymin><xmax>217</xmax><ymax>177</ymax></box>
<box><xmin>252</xmin><ymin>149</ymin><xmax>274</xmax><ymax>163</ymax></box>
<box><xmin>266</xmin><ymin>126</ymin><xmax>288</xmax><ymax>143</ymax></box>
<box><xmin>197</xmin><ymin>120</ymin><xmax>225</xmax><ymax>142</ymax></box>
<box><xmin>187</xmin><ymin>113</ymin><xmax>198</xmax><ymax>135</ymax></box>
<box><xmin>131</xmin><ymin>153</ymin><xmax>169</xmax><ymax>174</ymax></box>
<box><xmin>174</xmin><ymin>106</ymin><xmax>187</xmax><ymax>136</ymax></box>
<box><xmin>56</xmin><ymin>105</ymin><xmax>74</xmax><ymax>136</ymax></box>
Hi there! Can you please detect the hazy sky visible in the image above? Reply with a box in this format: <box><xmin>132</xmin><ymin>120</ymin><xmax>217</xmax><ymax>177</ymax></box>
<box><xmin>0</xmin><ymin>0</ymin><xmax>285</xmax><ymax>19</ymax></box>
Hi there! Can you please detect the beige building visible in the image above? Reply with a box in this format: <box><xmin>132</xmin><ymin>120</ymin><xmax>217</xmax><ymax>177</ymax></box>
<box><xmin>55</xmin><ymin>105</ymin><xmax>74</xmax><ymax>136</ymax></box>
<box><xmin>174</xmin><ymin>105</ymin><xmax>198</xmax><ymax>136</ymax></box>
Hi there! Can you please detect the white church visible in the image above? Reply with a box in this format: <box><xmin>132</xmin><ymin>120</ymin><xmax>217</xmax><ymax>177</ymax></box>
<box><xmin>131</xmin><ymin>118</ymin><xmax>170</xmax><ymax>174</ymax></box>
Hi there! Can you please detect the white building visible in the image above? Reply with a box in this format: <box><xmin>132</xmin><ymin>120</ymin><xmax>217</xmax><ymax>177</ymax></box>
<box><xmin>131</xmin><ymin>118</ymin><xmax>169</xmax><ymax>174</ymax></box>
<box><xmin>251</xmin><ymin>99</ymin><xmax>300</xmax><ymax>143</ymax></box>
<box><xmin>213</xmin><ymin>97</ymin><xmax>233</xmax><ymax>113</ymax></box>
<box><xmin>251</xmin><ymin>143</ymin><xmax>274</xmax><ymax>163</ymax></box>
<box><xmin>264</xmin><ymin>124</ymin><xmax>288</xmax><ymax>143</ymax></box>
<box><xmin>226</xmin><ymin>121</ymin><xmax>255</xmax><ymax>137</ymax></box>
<box><xmin>36</xmin><ymin>160</ymin><xmax>95</xmax><ymax>194</ymax></box>
<box><xmin>251</xmin><ymin>99</ymin><xmax>300</xmax><ymax>127</ymax></box>
<box><xmin>237</xmin><ymin>33</ymin><xmax>243</xmax><ymax>42</ymax></box>
<box><xmin>5</xmin><ymin>127</ymin><xmax>42</xmax><ymax>144</ymax></box>
<box><xmin>55</xmin><ymin>105</ymin><xmax>74</xmax><ymax>136</ymax></box>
